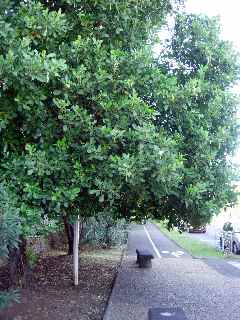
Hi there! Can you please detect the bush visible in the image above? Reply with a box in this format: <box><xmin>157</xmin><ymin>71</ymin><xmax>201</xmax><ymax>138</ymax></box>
<box><xmin>0</xmin><ymin>184</ymin><xmax>21</xmax><ymax>309</ymax></box>
<box><xmin>0</xmin><ymin>290</ymin><xmax>19</xmax><ymax>310</ymax></box>
<box><xmin>82</xmin><ymin>214</ymin><xmax>128</xmax><ymax>248</ymax></box>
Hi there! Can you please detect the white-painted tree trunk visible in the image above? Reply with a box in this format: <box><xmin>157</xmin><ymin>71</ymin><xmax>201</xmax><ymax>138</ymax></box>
<box><xmin>73</xmin><ymin>216</ymin><xmax>80</xmax><ymax>286</ymax></box>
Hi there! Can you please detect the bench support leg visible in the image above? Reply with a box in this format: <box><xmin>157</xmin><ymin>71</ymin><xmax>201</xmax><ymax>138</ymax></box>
<box><xmin>139</xmin><ymin>257</ymin><xmax>152</xmax><ymax>268</ymax></box>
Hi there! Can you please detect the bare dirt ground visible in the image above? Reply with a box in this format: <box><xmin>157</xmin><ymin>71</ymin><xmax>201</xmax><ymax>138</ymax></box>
<box><xmin>0</xmin><ymin>248</ymin><xmax>122</xmax><ymax>320</ymax></box>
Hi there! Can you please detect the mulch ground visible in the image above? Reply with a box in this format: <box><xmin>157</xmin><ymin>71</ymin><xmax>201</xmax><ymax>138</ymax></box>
<box><xmin>0</xmin><ymin>248</ymin><xmax>122</xmax><ymax>320</ymax></box>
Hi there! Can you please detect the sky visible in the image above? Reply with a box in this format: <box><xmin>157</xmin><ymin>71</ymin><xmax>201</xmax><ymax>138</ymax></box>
<box><xmin>185</xmin><ymin>0</ymin><xmax>240</xmax><ymax>164</ymax></box>
<box><xmin>185</xmin><ymin>0</ymin><xmax>240</xmax><ymax>52</ymax></box>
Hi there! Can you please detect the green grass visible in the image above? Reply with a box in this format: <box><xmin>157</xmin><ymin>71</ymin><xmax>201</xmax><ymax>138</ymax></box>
<box><xmin>155</xmin><ymin>220</ymin><xmax>229</xmax><ymax>259</ymax></box>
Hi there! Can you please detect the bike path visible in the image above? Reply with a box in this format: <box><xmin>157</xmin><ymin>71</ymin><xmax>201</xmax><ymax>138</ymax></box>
<box><xmin>127</xmin><ymin>223</ymin><xmax>190</xmax><ymax>259</ymax></box>
<box><xmin>104</xmin><ymin>223</ymin><xmax>240</xmax><ymax>320</ymax></box>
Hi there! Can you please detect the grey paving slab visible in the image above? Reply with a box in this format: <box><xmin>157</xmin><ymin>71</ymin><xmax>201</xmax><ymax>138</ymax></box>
<box><xmin>104</xmin><ymin>224</ymin><xmax>240</xmax><ymax>320</ymax></box>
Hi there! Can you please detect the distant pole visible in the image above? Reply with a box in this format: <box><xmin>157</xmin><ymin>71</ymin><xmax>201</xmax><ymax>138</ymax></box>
<box><xmin>73</xmin><ymin>216</ymin><xmax>80</xmax><ymax>286</ymax></box>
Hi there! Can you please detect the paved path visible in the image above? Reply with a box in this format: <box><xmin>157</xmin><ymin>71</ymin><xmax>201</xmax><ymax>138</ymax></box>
<box><xmin>128</xmin><ymin>223</ymin><xmax>190</xmax><ymax>259</ymax></box>
<box><xmin>104</xmin><ymin>223</ymin><xmax>240</xmax><ymax>320</ymax></box>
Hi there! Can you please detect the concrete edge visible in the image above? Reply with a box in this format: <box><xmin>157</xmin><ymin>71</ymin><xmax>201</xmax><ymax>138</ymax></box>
<box><xmin>102</xmin><ymin>246</ymin><xmax>127</xmax><ymax>320</ymax></box>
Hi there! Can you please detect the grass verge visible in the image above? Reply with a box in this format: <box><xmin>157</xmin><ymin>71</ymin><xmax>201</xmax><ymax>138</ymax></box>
<box><xmin>155</xmin><ymin>220</ymin><xmax>236</xmax><ymax>259</ymax></box>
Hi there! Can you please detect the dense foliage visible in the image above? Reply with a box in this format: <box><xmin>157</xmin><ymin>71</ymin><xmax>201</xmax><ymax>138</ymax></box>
<box><xmin>0</xmin><ymin>0</ymin><xmax>183</xmax><ymax>232</ymax></box>
<box><xmin>0</xmin><ymin>0</ymin><xmax>239</xmax><ymax>282</ymax></box>
<box><xmin>82</xmin><ymin>213</ymin><xmax>128</xmax><ymax>247</ymax></box>
<box><xmin>156</xmin><ymin>14</ymin><xmax>239</xmax><ymax>227</ymax></box>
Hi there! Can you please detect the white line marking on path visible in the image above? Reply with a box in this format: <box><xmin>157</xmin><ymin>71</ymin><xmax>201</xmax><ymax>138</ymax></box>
<box><xmin>176</xmin><ymin>251</ymin><xmax>185</xmax><ymax>255</ymax></box>
<box><xmin>171</xmin><ymin>251</ymin><xmax>185</xmax><ymax>258</ymax></box>
<box><xmin>171</xmin><ymin>252</ymin><xmax>181</xmax><ymax>258</ymax></box>
<box><xmin>161</xmin><ymin>251</ymin><xmax>169</xmax><ymax>254</ymax></box>
<box><xmin>143</xmin><ymin>225</ymin><xmax>161</xmax><ymax>258</ymax></box>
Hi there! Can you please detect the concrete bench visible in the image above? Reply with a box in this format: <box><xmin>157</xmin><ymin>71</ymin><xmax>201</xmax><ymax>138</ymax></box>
<box><xmin>148</xmin><ymin>307</ymin><xmax>187</xmax><ymax>320</ymax></box>
<box><xmin>136</xmin><ymin>249</ymin><xmax>154</xmax><ymax>268</ymax></box>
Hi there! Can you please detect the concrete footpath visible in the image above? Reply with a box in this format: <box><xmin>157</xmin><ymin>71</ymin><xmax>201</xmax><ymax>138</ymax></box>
<box><xmin>103</xmin><ymin>223</ymin><xmax>240</xmax><ymax>320</ymax></box>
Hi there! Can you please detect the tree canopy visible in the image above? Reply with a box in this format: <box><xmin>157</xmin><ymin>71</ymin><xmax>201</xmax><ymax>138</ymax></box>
<box><xmin>0</xmin><ymin>0</ymin><xmax>239</xmax><ymax>240</ymax></box>
<box><xmin>156</xmin><ymin>14</ymin><xmax>239</xmax><ymax>227</ymax></box>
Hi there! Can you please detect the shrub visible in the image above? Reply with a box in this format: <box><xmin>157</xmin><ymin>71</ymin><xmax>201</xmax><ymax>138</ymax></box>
<box><xmin>0</xmin><ymin>184</ymin><xmax>21</xmax><ymax>309</ymax></box>
<box><xmin>82</xmin><ymin>214</ymin><xmax>128</xmax><ymax>248</ymax></box>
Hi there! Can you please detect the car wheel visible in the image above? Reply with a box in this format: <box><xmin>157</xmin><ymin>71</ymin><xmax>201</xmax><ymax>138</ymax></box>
<box><xmin>232</xmin><ymin>242</ymin><xmax>239</xmax><ymax>254</ymax></box>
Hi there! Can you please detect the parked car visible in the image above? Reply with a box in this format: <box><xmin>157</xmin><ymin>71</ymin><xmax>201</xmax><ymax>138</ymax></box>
<box><xmin>220</xmin><ymin>221</ymin><xmax>240</xmax><ymax>254</ymax></box>
<box><xmin>188</xmin><ymin>225</ymin><xmax>207</xmax><ymax>233</ymax></box>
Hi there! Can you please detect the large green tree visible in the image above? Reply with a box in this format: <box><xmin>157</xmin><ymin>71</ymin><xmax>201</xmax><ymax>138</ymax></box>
<box><xmin>0</xmin><ymin>1</ymin><xmax>239</xmax><ymax>267</ymax></box>
<box><xmin>137</xmin><ymin>13</ymin><xmax>239</xmax><ymax>228</ymax></box>
<box><xmin>0</xmin><ymin>0</ymin><xmax>183</xmax><ymax>257</ymax></box>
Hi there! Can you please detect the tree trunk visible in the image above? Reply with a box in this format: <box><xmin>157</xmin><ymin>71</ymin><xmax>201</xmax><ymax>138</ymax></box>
<box><xmin>8</xmin><ymin>236</ymin><xmax>27</xmax><ymax>285</ymax></box>
<box><xmin>22</xmin><ymin>264</ymin><xmax>34</xmax><ymax>288</ymax></box>
<box><xmin>63</xmin><ymin>216</ymin><xmax>74</xmax><ymax>255</ymax></box>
